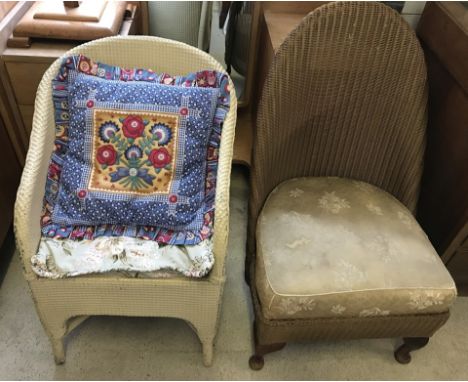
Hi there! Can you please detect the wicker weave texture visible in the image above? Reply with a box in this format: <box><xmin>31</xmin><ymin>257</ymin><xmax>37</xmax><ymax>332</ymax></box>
<box><xmin>250</xmin><ymin>272</ymin><xmax>450</xmax><ymax>344</ymax></box>
<box><xmin>246</xmin><ymin>1</ymin><xmax>448</xmax><ymax>352</ymax></box>
<box><xmin>255</xmin><ymin>310</ymin><xmax>450</xmax><ymax>344</ymax></box>
<box><xmin>14</xmin><ymin>36</ymin><xmax>237</xmax><ymax>366</ymax></box>
<box><xmin>248</xmin><ymin>1</ymin><xmax>427</xmax><ymax>254</ymax></box>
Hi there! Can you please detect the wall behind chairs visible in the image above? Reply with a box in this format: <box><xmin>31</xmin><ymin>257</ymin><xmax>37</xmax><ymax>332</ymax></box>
<box><xmin>401</xmin><ymin>1</ymin><xmax>426</xmax><ymax>29</ymax></box>
<box><xmin>148</xmin><ymin>1</ymin><xmax>212</xmax><ymax>51</ymax></box>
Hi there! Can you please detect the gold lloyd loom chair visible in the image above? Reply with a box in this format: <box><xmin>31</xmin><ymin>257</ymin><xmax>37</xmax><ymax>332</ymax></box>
<box><xmin>14</xmin><ymin>36</ymin><xmax>237</xmax><ymax>366</ymax></box>
<box><xmin>246</xmin><ymin>2</ymin><xmax>457</xmax><ymax>370</ymax></box>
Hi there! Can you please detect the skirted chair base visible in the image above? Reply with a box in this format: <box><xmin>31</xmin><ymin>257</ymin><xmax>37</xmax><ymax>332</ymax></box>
<box><xmin>248</xmin><ymin>268</ymin><xmax>450</xmax><ymax>370</ymax></box>
<box><xmin>29</xmin><ymin>276</ymin><xmax>225</xmax><ymax>366</ymax></box>
<box><xmin>247</xmin><ymin>177</ymin><xmax>456</xmax><ymax>370</ymax></box>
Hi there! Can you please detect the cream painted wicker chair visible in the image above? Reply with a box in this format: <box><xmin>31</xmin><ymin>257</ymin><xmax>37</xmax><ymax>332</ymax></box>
<box><xmin>14</xmin><ymin>36</ymin><xmax>237</xmax><ymax>366</ymax></box>
<box><xmin>246</xmin><ymin>2</ymin><xmax>456</xmax><ymax>370</ymax></box>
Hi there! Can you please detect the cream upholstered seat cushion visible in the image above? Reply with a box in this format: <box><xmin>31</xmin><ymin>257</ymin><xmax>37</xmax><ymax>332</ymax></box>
<box><xmin>255</xmin><ymin>177</ymin><xmax>457</xmax><ymax>320</ymax></box>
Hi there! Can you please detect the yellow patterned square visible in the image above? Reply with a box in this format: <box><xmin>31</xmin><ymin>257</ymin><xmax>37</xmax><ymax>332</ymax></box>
<box><xmin>88</xmin><ymin>108</ymin><xmax>179</xmax><ymax>195</ymax></box>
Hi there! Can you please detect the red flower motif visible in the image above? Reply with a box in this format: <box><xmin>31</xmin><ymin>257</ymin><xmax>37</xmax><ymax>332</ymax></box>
<box><xmin>180</xmin><ymin>107</ymin><xmax>188</xmax><ymax>116</ymax></box>
<box><xmin>196</xmin><ymin>71</ymin><xmax>216</xmax><ymax>87</ymax></box>
<box><xmin>77</xmin><ymin>189</ymin><xmax>87</xmax><ymax>199</ymax></box>
<box><xmin>78</xmin><ymin>59</ymin><xmax>91</xmax><ymax>73</ymax></box>
<box><xmin>162</xmin><ymin>73</ymin><xmax>175</xmax><ymax>85</ymax></box>
<box><xmin>96</xmin><ymin>145</ymin><xmax>117</xmax><ymax>165</ymax></box>
<box><xmin>120</xmin><ymin>68</ymin><xmax>135</xmax><ymax>81</ymax></box>
<box><xmin>169</xmin><ymin>194</ymin><xmax>178</xmax><ymax>203</ymax></box>
<box><xmin>122</xmin><ymin>115</ymin><xmax>145</xmax><ymax>139</ymax></box>
<box><xmin>148</xmin><ymin>148</ymin><xmax>171</xmax><ymax>168</ymax></box>
<box><xmin>156</xmin><ymin>231</ymin><xmax>174</xmax><ymax>243</ymax></box>
<box><xmin>86</xmin><ymin>100</ymin><xmax>94</xmax><ymax>108</ymax></box>
<box><xmin>48</xmin><ymin>163</ymin><xmax>61</xmax><ymax>179</ymax></box>
<box><xmin>207</xmin><ymin>146</ymin><xmax>218</xmax><ymax>160</ymax></box>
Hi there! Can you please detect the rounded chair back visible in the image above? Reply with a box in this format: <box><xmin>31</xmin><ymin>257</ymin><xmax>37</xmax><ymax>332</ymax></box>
<box><xmin>249</xmin><ymin>2</ymin><xmax>427</xmax><ymax>247</ymax></box>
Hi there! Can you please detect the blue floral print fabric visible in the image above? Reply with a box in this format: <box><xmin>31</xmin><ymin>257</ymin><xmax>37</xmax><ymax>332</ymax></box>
<box><xmin>41</xmin><ymin>55</ymin><xmax>230</xmax><ymax>245</ymax></box>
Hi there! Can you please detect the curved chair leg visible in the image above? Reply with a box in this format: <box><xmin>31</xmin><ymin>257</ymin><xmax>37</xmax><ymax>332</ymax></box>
<box><xmin>249</xmin><ymin>320</ymin><xmax>286</xmax><ymax>371</ymax></box>
<box><xmin>187</xmin><ymin>317</ymin><xmax>218</xmax><ymax>367</ymax></box>
<box><xmin>202</xmin><ymin>338</ymin><xmax>214</xmax><ymax>367</ymax></box>
<box><xmin>244</xmin><ymin>252</ymin><xmax>252</xmax><ymax>286</ymax></box>
<box><xmin>36</xmin><ymin>308</ymin><xmax>69</xmax><ymax>365</ymax></box>
<box><xmin>249</xmin><ymin>341</ymin><xmax>286</xmax><ymax>370</ymax></box>
<box><xmin>51</xmin><ymin>337</ymin><xmax>66</xmax><ymax>365</ymax></box>
<box><xmin>394</xmin><ymin>337</ymin><xmax>429</xmax><ymax>364</ymax></box>
<box><xmin>244</xmin><ymin>263</ymin><xmax>250</xmax><ymax>286</ymax></box>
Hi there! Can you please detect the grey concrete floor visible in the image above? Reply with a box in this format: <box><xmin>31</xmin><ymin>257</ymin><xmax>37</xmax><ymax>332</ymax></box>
<box><xmin>1</xmin><ymin>166</ymin><xmax>468</xmax><ymax>380</ymax></box>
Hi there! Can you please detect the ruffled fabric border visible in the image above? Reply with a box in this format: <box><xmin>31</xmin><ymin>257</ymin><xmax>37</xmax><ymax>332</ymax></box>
<box><xmin>32</xmin><ymin>236</ymin><xmax>214</xmax><ymax>279</ymax></box>
<box><xmin>40</xmin><ymin>55</ymin><xmax>230</xmax><ymax>245</ymax></box>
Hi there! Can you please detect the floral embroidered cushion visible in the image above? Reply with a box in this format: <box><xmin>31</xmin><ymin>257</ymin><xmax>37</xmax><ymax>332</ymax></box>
<box><xmin>33</xmin><ymin>236</ymin><xmax>214</xmax><ymax>279</ymax></box>
<box><xmin>41</xmin><ymin>55</ymin><xmax>230</xmax><ymax>245</ymax></box>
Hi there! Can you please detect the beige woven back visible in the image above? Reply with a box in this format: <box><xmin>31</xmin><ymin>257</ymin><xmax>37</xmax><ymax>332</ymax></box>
<box><xmin>248</xmin><ymin>1</ymin><xmax>427</xmax><ymax>252</ymax></box>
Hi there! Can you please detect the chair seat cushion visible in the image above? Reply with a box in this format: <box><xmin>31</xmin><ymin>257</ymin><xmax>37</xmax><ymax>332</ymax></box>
<box><xmin>255</xmin><ymin>177</ymin><xmax>457</xmax><ymax>320</ymax></box>
<box><xmin>32</xmin><ymin>236</ymin><xmax>213</xmax><ymax>279</ymax></box>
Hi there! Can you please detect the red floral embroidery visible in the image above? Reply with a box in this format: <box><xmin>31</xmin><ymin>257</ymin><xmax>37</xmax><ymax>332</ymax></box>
<box><xmin>162</xmin><ymin>73</ymin><xmax>175</xmax><ymax>85</ymax></box>
<box><xmin>196</xmin><ymin>71</ymin><xmax>217</xmax><ymax>87</ymax></box>
<box><xmin>180</xmin><ymin>107</ymin><xmax>188</xmax><ymax>116</ymax></box>
<box><xmin>97</xmin><ymin>145</ymin><xmax>117</xmax><ymax>165</ymax></box>
<box><xmin>169</xmin><ymin>194</ymin><xmax>178</xmax><ymax>203</ymax></box>
<box><xmin>148</xmin><ymin>148</ymin><xmax>171</xmax><ymax>168</ymax></box>
<box><xmin>77</xmin><ymin>189</ymin><xmax>87</xmax><ymax>198</ymax></box>
<box><xmin>120</xmin><ymin>68</ymin><xmax>134</xmax><ymax>81</ymax></box>
<box><xmin>207</xmin><ymin>146</ymin><xmax>217</xmax><ymax>161</ymax></box>
<box><xmin>78</xmin><ymin>57</ymin><xmax>98</xmax><ymax>75</ymax></box>
<box><xmin>86</xmin><ymin>100</ymin><xmax>94</xmax><ymax>108</ymax></box>
<box><xmin>156</xmin><ymin>231</ymin><xmax>174</xmax><ymax>243</ymax></box>
<box><xmin>122</xmin><ymin>115</ymin><xmax>145</xmax><ymax>138</ymax></box>
<box><xmin>48</xmin><ymin>163</ymin><xmax>61</xmax><ymax>179</ymax></box>
<box><xmin>78</xmin><ymin>60</ymin><xmax>90</xmax><ymax>73</ymax></box>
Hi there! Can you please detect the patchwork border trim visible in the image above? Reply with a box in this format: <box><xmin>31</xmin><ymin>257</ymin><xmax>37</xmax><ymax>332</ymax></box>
<box><xmin>41</xmin><ymin>54</ymin><xmax>230</xmax><ymax>245</ymax></box>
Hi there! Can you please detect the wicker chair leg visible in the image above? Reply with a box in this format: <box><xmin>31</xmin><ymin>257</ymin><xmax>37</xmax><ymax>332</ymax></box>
<box><xmin>187</xmin><ymin>318</ymin><xmax>217</xmax><ymax>367</ymax></box>
<box><xmin>244</xmin><ymin>258</ymin><xmax>251</xmax><ymax>286</ymax></box>
<box><xmin>36</xmin><ymin>309</ymin><xmax>69</xmax><ymax>364</ymax></box>
<box><xmin>244</xmin><ymin>251</ymin><xmax>254</xmax><ymax>286</ymax></box>
<box><xmin>202</xmin><ymin>338</ymin><xmax>214</xmax><ymax>367</ymax></box>
<box><xmin>394</xmin><ymin>337</ymin><xmax>430</xmax><ymax>364</ymax></box>
<box><xmin>51</xmin><ymin>337</ymin><xmax>66</xmax><ymax>365</ymax></box>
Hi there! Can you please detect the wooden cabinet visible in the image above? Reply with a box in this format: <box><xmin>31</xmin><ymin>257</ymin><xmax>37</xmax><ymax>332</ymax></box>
<box><xmin>416</xmin><ymin>2</ymin><xmax>468</xmax><ymax>292</ymax></box>
<box><xmin>0</xmin><ymin>2</ymin><xmax>23</xmax><ymax>251</ymax></box>
<box><xmin>2</xmin><ymin>52</ymin><xmax>55</xmax><ymax>138</ymax></box>
<box><xmin>0</xmin><ymin>114</ymin><xmax>21</xmax><ymax>247</ymax></box>
<box><xmin>0</xmin><ymin>2</ymin><xmax>147</xmax><ymax>163</ymax></box>
<box><xmin>0</xmin><ymin>2</ymin><xmax>148</xmax><ymax>252</ymax></box>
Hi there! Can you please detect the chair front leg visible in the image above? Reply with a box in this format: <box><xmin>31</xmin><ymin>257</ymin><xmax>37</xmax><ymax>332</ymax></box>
<box><xmin>394</xmin><ymin>337</ymin><xmax>430</xmax><ymax>364</ymax></box>
<box><xmin>51</xmin><ymin>337</ymin><xmax>66</xmax><ymax>365</ymax></box>
<box><xmin>249</xmin><ymin>320</ymin><xmax>286</xmax><ymax>370</ymax></box>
